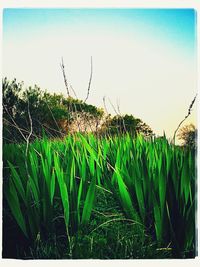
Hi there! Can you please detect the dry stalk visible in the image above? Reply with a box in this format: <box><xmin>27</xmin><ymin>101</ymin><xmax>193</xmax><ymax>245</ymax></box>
<box><xmin>173</xmin><ymin>94</ymin><xmax>197</xmax><ymax>144</ymax></box>
<box><xmin>60</xmin><ymin>57</ymin><xmax>70</xmax><ymax>98</ymax></box>
<box><xmin>84</xmin><ymin>56</ymin><xmax>93</xmax><ymax>103</ymax></box>
<box><xmin>25</xmin><ymin>97</ymin><xmax>33</xmax><ymax>178</ymax></box>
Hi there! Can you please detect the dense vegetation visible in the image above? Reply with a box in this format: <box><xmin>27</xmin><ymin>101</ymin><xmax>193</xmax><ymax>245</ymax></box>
<box><xmin>2</xmin><ymin>78</ymin><xmax>197</xmax><ymax>259</ymax></box>
<box><xmin>3</xmin><ymin>134</ymin><xmax>196</xmax><ymax>258</ymax></box>
<box><xmin>3</xmin><ymin>78</ymin><xmax>153</xmax><ymax>143</ymax></box>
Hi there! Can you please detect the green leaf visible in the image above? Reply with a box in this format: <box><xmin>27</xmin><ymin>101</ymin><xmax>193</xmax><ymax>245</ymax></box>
<box><xmin>54</xmin><ymin>153</ymin><xmax>69</xmax><ymax>227</ymax></box>
<box><xmin>79</xmin><ymin>134</ymin><xmax>99</xmax><ymax>165</ymax></box>
<box><xmin>50</xmin><ymin>169</ymin><xmax>55</xmax><ymax>205</ymax></box>
<box><xmin>5</xmin><ymin>179</ymin><xmax>28</xmax><ymax>238</ymax></box>
<box><xmin>115</xmin><ymin>168</ymin><xmax>141</xmax><ymax>223</ymax></box>
<box><xmin>70</xmin><ymin>157</ymin><xmax>75</xmax><ymax>193</ymax></box>
<box><xmin>153</xmin><ymin>198</ymin><xmax>162</xmax><ymax>243</ymax></box>
<box><xmin>8</xmin><ymin>161</ymin><xmax>27</xmax><ymax>206</ymax></box>
<box><xmin>28</xmin><ymin>176</ymin><xmax>40</xmax><ymax>209</ymax></box>
<box><xmin>81</xmin><ymin>176</ymin><xmax>96</xmax><ymax>225</ymax></box>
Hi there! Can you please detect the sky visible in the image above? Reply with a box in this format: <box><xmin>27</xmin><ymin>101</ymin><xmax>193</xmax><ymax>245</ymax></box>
<box><xmin>2</xmin><ymin>8</ymin><xmax>197</xmax><ymax>140</ymax></box>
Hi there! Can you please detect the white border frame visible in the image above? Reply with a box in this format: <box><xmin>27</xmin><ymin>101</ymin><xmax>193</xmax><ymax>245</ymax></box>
<box><xmin>0</xmin><ymin>1</ymin><xmax>199</xmax><ymax>266</ymax></box>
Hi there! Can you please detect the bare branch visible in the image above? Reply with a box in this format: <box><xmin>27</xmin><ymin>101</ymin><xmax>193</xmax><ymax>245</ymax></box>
<box><xmin>70</xmin><ymin>84</ymin><xmax>78</xmax><ymax>99</ymax></box>
<box><xmin>84</xmin><ymin>56</ymin><xmax>93</xmax><ymax>103</ymax></box>
<box><xmin>103</xmin><ymin>96</ymin><xmax>109</xmax><ymax>115</ymax></box>
<box><xmin>3</xmin><ymin>104</ymin><xmax>27</xmax><ymax>142</ymax></box>
<box><xmin>60</xmin><ymin>57</ymin><xmax>97</xmax><ymax>134</ymax></box>
<box><xmin>45</xmin><ymin>101</ymin><xmax>63</xmax><ymax>134</ymax></box>
<box><xmin>60</xmin><ymin>57</ymin><xmax>70</xmax><ymax>98</ymax></box>
<box><xmin>25</xmin><ymin>97</ymin><xmax>33</xmax><ymax>178</ymax></box>
<box><xmin>3</xmin><ymin>118</ymin><xmax>38</xmax><ymax>139</ymax></box>
<box><xmin>108</xmin><ymin>98</ymin><xmax>120</xmax><ymax>116</ymax></box>
<box><xmin>116</xmin><ymin>99</ymin><xmax>126</xmax><ymax>133</ymax></box>
<box><xmin>36</xmin><ymin>120</ymin><xmax>64</xmax><ymax>136</ymax></box>
<box><xmin>173</xmin><ymin>94</ymin><xmax>197</xmax><ymax>144</ymax></box>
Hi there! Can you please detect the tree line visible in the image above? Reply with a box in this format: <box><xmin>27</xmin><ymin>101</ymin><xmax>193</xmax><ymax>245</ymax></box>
<box><xmin>3</xmin><ymin>77</ymin><xmax>153</xmax><ymax>144</ymax></box>
<box><xmin>3</xmin><ymin>77</ymin><xmax>196</xmax><ymax>147</ymax></box>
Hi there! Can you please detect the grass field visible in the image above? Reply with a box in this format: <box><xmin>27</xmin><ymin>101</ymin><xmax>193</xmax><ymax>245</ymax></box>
<box><xmin>3</xmin><ymin>133</ymin><xmax>196</xmax><ymax>259</ymax></box>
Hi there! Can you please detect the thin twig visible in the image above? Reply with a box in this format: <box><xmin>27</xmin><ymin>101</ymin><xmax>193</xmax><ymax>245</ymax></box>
<box><xmin>60</xmin><ymin>57</ymin><xmax>73</xmax><ymax>131</ymax></box>
<box><xmin>93</xmin><ymin>209</ymin><xmax>123</xmax><ymax>217</ymax></box>
<box><xmin>3</xmin><ymin>118</ymin><xmax>38</xmax><ymax>139</ymax></box>
<box><xmin>36</xmin><ymin>120</ymin><xmax>63</xmax><ymax>136</ymax></box>
<box><xmin>46</xmin><ymin>101</ymin><xmax>62</xmax><ymax>133</ymax></box>
<box><xmin>103</xmin><ymin>96</ymin><xmax>109</xmax><ymax>115</ymax></box>
<box><xmin>3</xmin><ymin>104</ymin><xmax>27</xmax><ymax>142</ymax></box>
<box><xmin>60</xmin><ymin>57</ymin><xmax>99</xmax><ymax>134</ymax></box>
<box><xmin>102</xmin><ymin>96</ymin><xmax>113</xmax><ymax>136</ymax></box>
<box><xmin>75</xmin><ymin>175</ymin><xmax>113</xmax><ymax>194</ymax></box>
<box><xmin>89</xmin><ymin>218</ymin><xmax>143</xmax><ymax>235</ymax></box>
<box><xmin>84</xmin><ymin>56</ymin><xmax>93</xmax><ymax>103</ymax></box>
<box><xmin>108</xmin><ymin>98</ymin><xmax>119</xmax><ymax>116</ymax></box>
<box><xmin>108</xmin><ymin>98</ymin><xmax>123</xmax><ymax>135</ymax></box>
<box><xmin>116</xmin><ymin>99</ymin><xmax>126</xmax><ymax>133</ymax></box>
<box><xmin>25</xmin><ymin>97</ymin><xmax>33</xmax><ymax>178</ymax></box>
<box><xmin>60</xmin><ymin>57</ymin><xmax>70</xmax><ymax>98</ymax></box>
<box><xmin>173</xmin><ymin>94</ymin><xmax>197</xmax><ymax>144</ymax></box>
<box><xmin>70</xmin><ymin>84</ymin><xmax>78</xmax><ymax>99</ymax></box>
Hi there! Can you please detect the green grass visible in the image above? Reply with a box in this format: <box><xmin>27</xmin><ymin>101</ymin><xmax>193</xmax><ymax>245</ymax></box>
<box><xmin>3</xmin><ymin>133</ymin><xmax>196</xmax><ymax>258</ymax></box>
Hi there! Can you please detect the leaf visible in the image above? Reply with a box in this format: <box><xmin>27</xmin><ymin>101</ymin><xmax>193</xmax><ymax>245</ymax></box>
<box><xmin>58</xmin><ymin>170</ymin><xmax>70</xmax><ymax>227</ymax></box>
<box><xmin>89</xmin><ymin>156</ymin><xmax>95</xmax><ymax>176</ymax></box>
<box><xmin>79</xmin><ymin>134</ymin><xmax>99</xmax><ymax>165</ymax></box>
<box><xmin>134</xmin><ymin>176</ymin><xmax>145</xmax><ymax>221</ymax></box>
<box><xmin>54</xmin><ymin>153</ymin><xmax>69</xmax><ymax>227</ymax></box>
<box><xmin>50</xmin><ymin>169</ymin><xmax>55</xmax><ymax>205</ymax></box>
<box><xmin>29</xmin><ymin>151</ymin><xmax>39</xmax><ymax>192</ymax></box>
<box><xmin>5</xmin><ymin>179</ymin><xmax>28</xmax><ymax>238</ymax></box>
<box><xmin>153</xmin><ymin>198</ymin><xmax>162</xmax><ymax>243</ymax></box>
<box><xmin>70</xmin><ymin>157</ymin><xmax>76</xmax><ymax>193</ymax></box>
<box><xmin>8</xmin><ymin>161</ymin><xmax>27</xmax><ymax>206</ymax></box>
<box><xmin>77</xmin><ymin>178</ymin><xmax>83</xmax><ymax>224</ymax></box>
<box><xmin>181</xmin><ymin>158</ymin><xmax>190</xmax><ymax>204</ymax></box>
<box><xmin>28</xmin><ymin>176</ymin><xmax>40</xmax><ymax>209</ymax></box>
<box><xmin>158</xmin><ymin>170</ymin><xmax>167</xmax><ymax>218</ymax></box>
<box><xmin>81</xmin><ymin>176</ymin><xmax>96</xmax><ymax>225</ymax></box>
<box><xmin>81</xmin><ymin>155</ymin><xmax>86</xmax><ymax>182</ymax></box>
<box><xmin>115</xmin><ymin>169</ymin><xmax>141</xmax><ymax>223</ymax></box>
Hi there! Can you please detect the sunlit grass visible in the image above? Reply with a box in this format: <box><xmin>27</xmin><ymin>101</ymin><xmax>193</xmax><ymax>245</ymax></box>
<box><xmin>3</xmin><ymin>133</ymin><xmax>196</xmax><ymax>258</ymax></box>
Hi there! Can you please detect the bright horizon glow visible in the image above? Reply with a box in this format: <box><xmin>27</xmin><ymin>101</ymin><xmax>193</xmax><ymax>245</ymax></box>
<box><xmin>3</xmin><ymin>8</ymin><xmax>197</xmax><ymax>140</ymax></box>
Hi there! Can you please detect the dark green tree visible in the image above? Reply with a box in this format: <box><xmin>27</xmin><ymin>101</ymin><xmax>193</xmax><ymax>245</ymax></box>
<box><xmin>3</xmin><ymin>78</ymin><xmax>70</xmax><ymax>142</ymax></box>
<box><xmin>3</xmin><ymin>78</ymin><xmax>105</xmax><ymax>142</ymax></box>
<box><xmin>101</xmin><ymin>114</ymin><xmax>153</xmax><ymax>137</ymax></box>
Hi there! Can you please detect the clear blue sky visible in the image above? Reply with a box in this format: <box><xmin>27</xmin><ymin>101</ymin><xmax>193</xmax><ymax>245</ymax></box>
<box><xmin>3</xmin><ymin>9</ymin><xmax>196</xmax><ymax>53</ymax></box>
<box><xmin>3</xmin><ymin>8</ymin><xmax>197</xmax><ymax>139</ymax></box>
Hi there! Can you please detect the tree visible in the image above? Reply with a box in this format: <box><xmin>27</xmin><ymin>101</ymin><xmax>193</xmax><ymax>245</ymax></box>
<box><xmin>3</xmin><ymin>77</ymin><xmax>26</xmax><ymax>142</ymax></box>
<box><xmin>100</xmin><ymin>114</ymin><xmax>153</xmax><ymax>137</ymax></box>
<box><xmin>3</xmin><ymin>78</ymin><xmax>70</xmax><ymax>142</ymax></box>
<box><xmin>3</xmin><ymin>78</ymin><xmax>153</xmax><ymax>143</ymax></box>
<box><xmin>3</xmin><ymin>77</ymin><xmax>23</xmax><ymax>119</ymax></box>
<box><xmin>177</xmin><ymin>123</ymin><xmax>197</xmax><ymax>149</ymax></box>
<box><xmin>2</xmin><ymin>78</ymin><xmax>105</xmax><ymax>142</ymax></box>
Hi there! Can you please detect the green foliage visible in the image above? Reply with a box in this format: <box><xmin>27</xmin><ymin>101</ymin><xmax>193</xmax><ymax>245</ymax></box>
<box><xmin>3</xmin><ymin>78</ymin><xmax>154</xmax><ymax>143</ymax></box>
<box><xmin>3</xmin><ymin>133</ymin><xmax>196</xmax><ymax>258</ymax></box>
<box><xmin>3</xmin><ymin>78</ymin><xmax>106</xmax><ymax>142</ymax></box>
<box><xmin>101</xmin><ymin>114</ymin><xmax>153</xmax><ymax>137</ymax></box>
<box><xmin>66</xmin><ymin>97</ymin><xmax>104</xmax><ymax>118</ymax></box>
<box><xmin>3</xmin><ymin>78</ymin><xmax>70</xmax><ymax>141</ymax></box>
